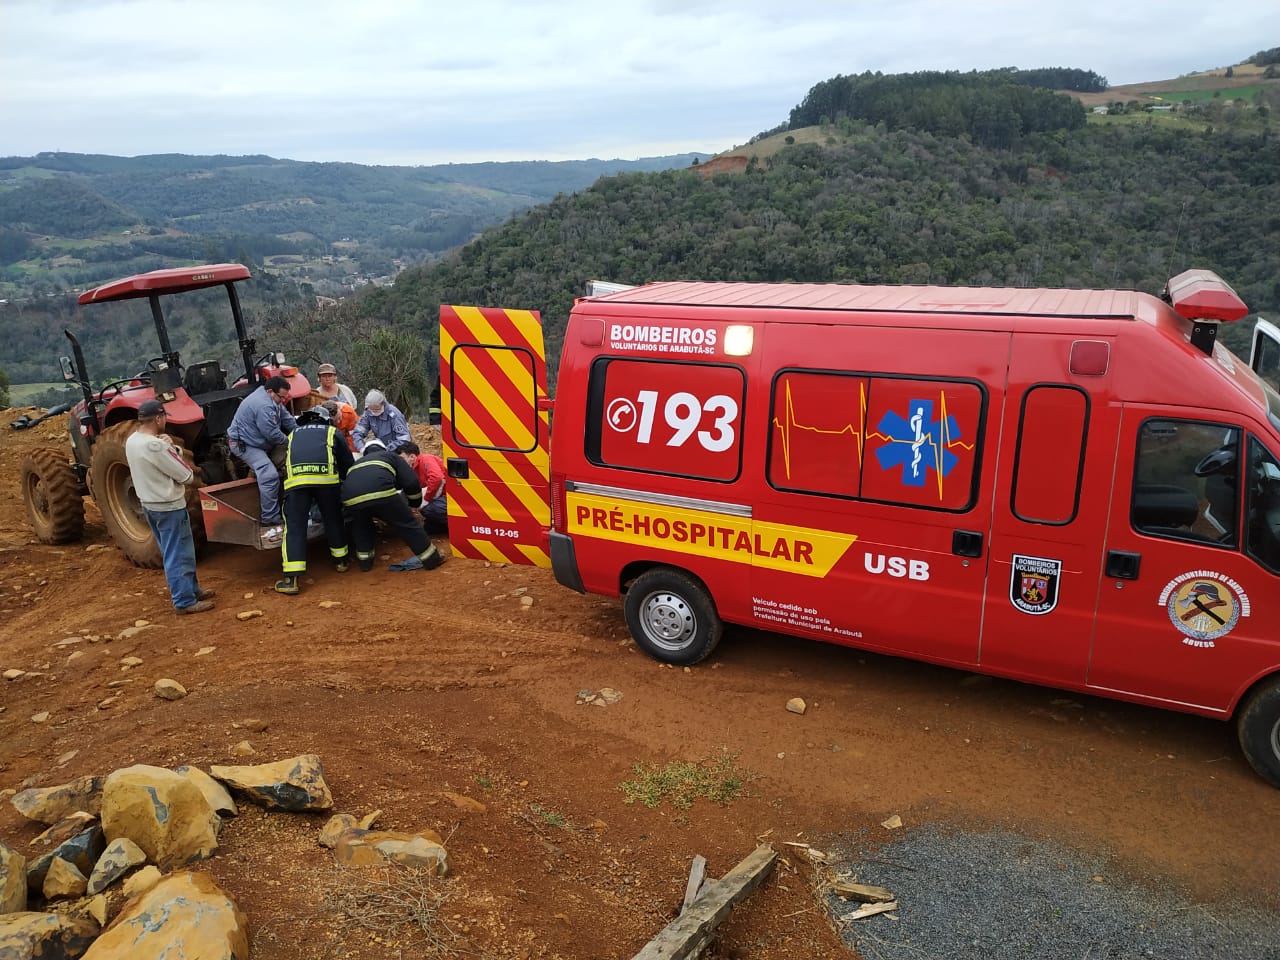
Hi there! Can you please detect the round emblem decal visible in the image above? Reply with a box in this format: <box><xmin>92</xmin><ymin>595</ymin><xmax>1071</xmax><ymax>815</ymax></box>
<box><xmin>1159</xmin><ymin>571</ymin><xmax>1250</xmax><ymax>648</ymax></box>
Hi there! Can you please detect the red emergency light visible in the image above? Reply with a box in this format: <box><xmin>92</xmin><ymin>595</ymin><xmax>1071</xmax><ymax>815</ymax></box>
<box><xmin>1163</xmin><ymin>269</ymin><xmax>1249</xmax><ymax>322</ymax></box>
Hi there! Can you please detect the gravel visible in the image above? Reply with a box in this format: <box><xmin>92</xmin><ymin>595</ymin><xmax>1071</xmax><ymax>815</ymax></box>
<box><xmin>825</xmin><ymin>825</ymin><xmax>1280</xmax><ymax>960</ymax></box>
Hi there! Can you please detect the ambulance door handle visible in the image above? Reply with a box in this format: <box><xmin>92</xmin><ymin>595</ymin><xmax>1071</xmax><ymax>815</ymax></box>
<box><xmin>446</xmin><ymin>458</ymin><xmax>470</xmax><ymax>480</ymax></box>
<box><xmin>952</xmin><ymin>530</ymin><xmax>984</xmax><ymax>558</ymax></box>
<box><xmin>1105</xmin><ymin>550</ymin><xmax>1141</xmax><ymax>580</ymax></box>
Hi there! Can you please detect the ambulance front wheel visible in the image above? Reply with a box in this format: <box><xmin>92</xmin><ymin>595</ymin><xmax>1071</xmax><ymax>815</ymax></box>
<box><xmin>624</xmin><ymin>568</ymin><xmax>723</xmax><ymax>666</ymax></box>
<box><xmin>1237</xmin><ymin>676</ymin><xmax>1280</xmax><ymax>789</ymax></box>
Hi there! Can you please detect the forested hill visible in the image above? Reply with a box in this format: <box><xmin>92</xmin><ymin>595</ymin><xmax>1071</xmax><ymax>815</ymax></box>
<box><xmin>363</xmin><ymin>118</ymin><xmax>1279</xmax><ymax>383</ymax></box>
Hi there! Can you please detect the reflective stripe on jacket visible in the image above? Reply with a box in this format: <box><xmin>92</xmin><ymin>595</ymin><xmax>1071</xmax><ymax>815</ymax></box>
<box><xmin>284</xmin><ymin>424</ymin><xmax>342</xmax><ymax>489</ymax></box>
<box><xmin>340</xmin><ymin>450</ymin><xmax>423</xmax><ymax>508</ymax></box>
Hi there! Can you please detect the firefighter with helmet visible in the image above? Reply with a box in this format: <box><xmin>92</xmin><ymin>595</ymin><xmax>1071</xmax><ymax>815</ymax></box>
<box><xmin>275</xmin><ymin>403</ymin><xmax>354</xmax><ymax>595</ymax></box>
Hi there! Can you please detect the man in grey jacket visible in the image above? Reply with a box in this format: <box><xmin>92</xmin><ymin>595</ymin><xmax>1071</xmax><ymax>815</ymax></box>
<box><xmin>125</xmin><ymin>399</ymin><xmax>215</xmax><ymax>615</ymax></box>
<box><xmin>227</xmin><ymin>375</ymin><xmax>297</xmax><ymax>535</ymax></box>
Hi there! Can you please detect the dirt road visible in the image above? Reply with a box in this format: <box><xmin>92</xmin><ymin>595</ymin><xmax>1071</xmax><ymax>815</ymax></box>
<box><xmin>2</xmin><ymin>406</ymin><xmax>1278</xmax><ymax>959</ymax></box>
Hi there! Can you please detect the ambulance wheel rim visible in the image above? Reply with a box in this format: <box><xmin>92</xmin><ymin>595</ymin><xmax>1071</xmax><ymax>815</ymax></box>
<box><xmin>639</xmin><ymin>591</ymin><xmax>697</xmax><ymax>650</ymax></box>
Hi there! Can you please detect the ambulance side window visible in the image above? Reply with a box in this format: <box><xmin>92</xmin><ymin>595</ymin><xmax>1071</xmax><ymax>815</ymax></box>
<box><xmin>766</xmin><ymin>369</ymin><xmax>984</xmax><ymax>511</ymax></box>
<box><xmin>1131</xmin><ymin>419</ymin><xmax>1240</xmax><ymax>547</ymax></box>
<box><xmin>1245</xmin><ymin>437</ymin><xmax>1280</xmax><ymax>572</ymax></box>
<box><xmin>1011</xmin><ymin>385</ymin><xmax>1088</xmax><ymax>524</ymax></box>
<box><xmin>586</xmin><ymin>358</ymin><xmax>746</xmax><ymax>482</ymax></box>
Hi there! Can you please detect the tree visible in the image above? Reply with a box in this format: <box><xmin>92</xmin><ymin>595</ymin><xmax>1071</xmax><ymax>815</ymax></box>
<box><xmin>0</xmin><ymin>366</ymin><xmax>8</xmax><ymax>408</ymax></box>
<box><xmin>348</xmin><ymin>327</ymin><xmax>430</xmax><ymax>417</ymax></box>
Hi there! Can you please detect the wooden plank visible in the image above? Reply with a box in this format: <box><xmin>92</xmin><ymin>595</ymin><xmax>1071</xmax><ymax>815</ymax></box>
<box><xmin>831</xmin><ymin>880</ymin><xmax>895</xmax><ymax>903</ymax></box>
<box><xmin>632</xmin><ymin>845</ymin><xmax>777</xmax><ymax>960</ymax></box>
<box><xmin>681</xmin><ymin>855</ymin><xmax>708</xmax><ymax>912</ymax></box>
<box><xmin>845</xmin><ymin>901</ymin><xmax>899</xmax><ymax>921</ymax></box>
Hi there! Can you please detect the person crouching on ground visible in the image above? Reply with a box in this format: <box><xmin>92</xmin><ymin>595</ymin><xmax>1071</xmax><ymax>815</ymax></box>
<box><xmin>124</xmin><ymin>399</ymin><xmax>215</xmax><ymax>615</ymax></box>
<box><xmin>340</xmin><ymin>437</ymin><xmax>446</xmax><ymax>573</ymax></box>
<box><xmin>226</xmin><ymin>374</ymin><xmax>296</xmax><ymax>540</ymax></box>
<box><xmin>397</xmin><ymin>441</ymin><xmax>448</xmax><ymax>535</ymax></box>
<box><xmin>352</xmin><ymin>389</ymin><xmax>410</xmax><ymax>455</ymax></box>
<box><xmin>275</xmin><ymin>404</ymin><xmax>355</xmax><ymax>595</ymax></box>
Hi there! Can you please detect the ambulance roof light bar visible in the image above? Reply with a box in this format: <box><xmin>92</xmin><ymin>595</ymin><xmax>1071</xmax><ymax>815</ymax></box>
<box><xmin>1162</xmin><ymin>269</ymin><xmax>1250</xmax><ymax>356</ymax></box>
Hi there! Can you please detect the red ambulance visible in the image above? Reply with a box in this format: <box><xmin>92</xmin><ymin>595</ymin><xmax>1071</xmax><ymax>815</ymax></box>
<box><xmin>439</xmin><ymin>270</ymin><xmax>1280</xmax><ymax>787</ymax></box>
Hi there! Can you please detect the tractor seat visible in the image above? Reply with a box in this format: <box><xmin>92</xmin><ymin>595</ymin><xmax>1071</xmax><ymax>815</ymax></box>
<box><xmin>183</xmin><ymin>361</ymin><xmax>228</xmax><ymax>396</ymax></box>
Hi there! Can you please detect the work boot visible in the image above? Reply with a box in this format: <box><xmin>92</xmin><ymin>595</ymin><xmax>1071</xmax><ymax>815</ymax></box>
<box><xmin>357</xmin><ymin>554</ymin><xmax>374</xmax><ymax>572</ymax></box>
<box><xmin>274</xmin><ymin>576</ymin><xmax>300</xmax><ymax>595</ymax></box>
<box><xmin>420</xmin><ymin>544</ymin><xmax>446</xmax><ymax>570</ymax></box>
<box><xmin>333</xmin><ymin>558</ymin><xmax>350</xmax><ymax>573</ymax></box>
<box><xmin>195</xmin><ymin>588</ymin><xmax>217</xmax><ymax>601</ymax></box>
<box><xmin>177</xmin><ymin>599</ymin><xmax>215</xmax><ymax>616</ymax></box>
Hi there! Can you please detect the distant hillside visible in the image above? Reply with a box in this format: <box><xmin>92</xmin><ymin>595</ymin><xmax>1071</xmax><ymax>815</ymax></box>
<box><xmin>0</xmin><ymin>151</ymin><xmax>708</xmax><ymax>301</ymax></box>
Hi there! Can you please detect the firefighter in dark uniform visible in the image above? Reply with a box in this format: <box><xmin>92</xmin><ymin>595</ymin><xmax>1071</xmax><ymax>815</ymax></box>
<box><xmin>340</xmin><ymin>437</ymin><xmax>446</xmax><ymax>573</ymax></box>
<box><xmin>275</xmin><ymin>404</ymin><xmax>355</xmax><ymax>595</ymax></box>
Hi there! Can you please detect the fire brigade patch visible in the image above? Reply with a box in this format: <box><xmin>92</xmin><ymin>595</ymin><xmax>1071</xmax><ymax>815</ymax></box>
<box><xmin>1158</xmin><ymin>570</ymin><xmax>1250</xmax><ymax>648</ymax></box>
<box><xmin>1009</xmin><ymin>554</ymin><xmax>1061</xmax><ymax>615</ymax></box>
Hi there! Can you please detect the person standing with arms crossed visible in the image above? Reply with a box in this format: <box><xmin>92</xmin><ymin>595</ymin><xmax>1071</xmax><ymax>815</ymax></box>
<box><xmin>124</xmin><ymin>399</ymin><xmax>215</xmax><ymax>615</ymax></box>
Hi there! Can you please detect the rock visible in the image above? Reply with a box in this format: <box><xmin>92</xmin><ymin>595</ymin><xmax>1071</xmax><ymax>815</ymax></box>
<box><xmin>520</xmin><ymin>595</ymin><xmax>534</xmax><ymax>607</ymax></box>
<box><xmin>317</xmin><ymin>600</ymin><xmax>341</xmax><ymax>609</ymax></box>
<box><xmin>880</xmin><ymin>814</ymin><xmax>903</xmax><ymax>830</ymax></box>
<box><xmin>86</xmin><ymin>838</ymin><xmax>147</xmax><ymax>895</ymax></box>
<box><xmin>194</xmin><ymin>646</ymin><xmax>216</xmax><ymax>657</ymax></box>
<box><xmin>785</xmin><ymin>697</ymin><xmax>807</xmax><ymax>715</ymax></box>
<box><xmin>12</xmin><ymin>776</ymin><xmax>103</xmax><ymax>824</ymax></box>
<box><xmin>81</xmin><ymin>871</ymin><xmax>248</xmax><ymax>960</ymax></box>
<box><xmin>116</xmin><ymin>625</ymin><xmax>151</xmax><ymax>641</ymax></box>
<box><xmin>358</xmin><ymin>809</ymin><xmax>382</xmax><ymax>830</ymax></box>
<box><xmin>153</xmin><ymin>678</ymin><xmax>187</xmax><ymax>700</ymax></box>
<box><xmin>0</xmin><ymin>840</ymin><xmax>26</xmax><ymax>914</ymax></box>
<box><xmin>118</xmin><ymin>656</ymin><xmax>143</xmax><ymax>669</ymax></box>
<box><xmin>240</xmin><ymin>718</ymin><xmax>268</xmax><ymax>732</ymax></box>
<box><xmin>56</xmin><ymin>750</ymin><xmax>79</xmax><ymax>767</ymax></box>
<box><xmin>597</xmin><ymin>687</ymin><xmax>622</xmax><ymax>704</ymax></box>
<box><xmin>86</xmin><ymin>892</ymin><xmax>111</xmax><ymax>926</ymax></box>
<box><xmin>236</xmin><ymin>610</ymin><xmax>263</xmax><ymax>621</ymax></box>
<box><xmin>173</xmin><ymin>765</ymin><xmax>237</xmax><ymax>818</ymax></box>
<box><xmin>31</xmin><ymin>711</ymin><xmax>50</xmax><ymax>723</ymax></box>
<box><xmin>100</xmin><ymin>765</ymin><xmax>220</xmax><ymax>870</ymax></box>
<box><xmin>230</xmin><ymin>741</ymin><xmax>255</xmax><ymax>758</ymax></box>
<box><xmin>121</xmin><ymin>865</ymin><xmax>161</xmax><ymax>900</ymax></box>
<box><xmin>30</xmin><ymin>812</ymin><xmax>98</xmax><ymax>849</ymax></box>
<box><xmin>3</xmin><ymin>668</ymin><xmax>24</xmax><ymax>680</ymax></box>
<box><xmin>209</xmin><ymin>754</ymin><xmax>333</xmax><ymax>812</ymax></box>
<box><xmin>42</xmin><ymin>857</ymin><xmax>88</xmax><ymax>899</ymax></box>
<box><xmin>26</xmin><ymin>825</ymin><xmax>104</xmax><ymax>896</ymax></box>
<box><xmin>440</xmin><ymin>791</ymin><xmax>486</xmax><ymax>813</ymax></box>
<box><xmin>334</xmin><ymin>830</ymin><xmax>449</xmax><ymax>874</ymax></box>
<box><xmin>319</xmin><ymin>814</ymin><xmax>358</xmax><ymax>849</ymax></box>
<box><xmin>0</xmin><ymin>912</ymin><xmax>97</xmax><ymax>958</ymax></box>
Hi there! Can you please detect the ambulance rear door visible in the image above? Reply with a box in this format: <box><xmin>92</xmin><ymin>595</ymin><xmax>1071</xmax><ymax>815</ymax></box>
<box><xmin>1249</xmin><ymin>318</ymin><xmax>1280</xmax><ymax>394</ymax></box>
<box><xmin>439</xmin><ymin>305</ymin><xmax>552</xmax><ymax>566</ymax></box>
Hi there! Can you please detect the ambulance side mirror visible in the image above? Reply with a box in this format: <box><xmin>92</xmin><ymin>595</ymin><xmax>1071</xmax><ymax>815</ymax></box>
<box><xmin>1194</xmin><ymin>447</ymin><xmax>1237</xmax><ymax>477</ymax></box>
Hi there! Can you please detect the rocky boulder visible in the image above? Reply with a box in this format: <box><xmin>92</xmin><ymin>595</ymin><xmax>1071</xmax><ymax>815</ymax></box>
<box><xmin>209</xmin><ymin>754</ymin><xmax>333</xmax><ymax>811</ymax></box>
<box><xmin>173</xmin><ymin>765</ymin><xmax>237</xmax><ymax>819</ymax></box>
<box><xmin>0</xmin><ymin>911</ymin><xmax>98</xmax><ymax>959</ymax></box>
<box><xmin>334</xmin><ymin>829</ymin><xmax>449</xmax><ymax>874</ymax></box>
<box><xmin>42</xmin><ymin>857</ymin><xmax>88</xmax><ymax>900</ymax></box>
<box><xmin>86</xmin><ymin>838</ymin><xmax>147</xmax><ymax>896</ymax></box>
<box><xmin>26</xmin><ymin>825</ymin><xmax>104</xmax><ymax>897</ymax></box>
<box><xmin>10</xmin><ymin>776</ymin><xmax>103</xmax><ymax>825</ymax></box>
<box><xmin>81</xmin><ymin>871</ymin><xmax>247</xmax><ymax>960</ymax></box>
<box><xmin>100</xmin><ymin>765</ymin><xmax>219</xmax><ymax>870</ymax></box>
<box><xmin>0</xmin><ymin>840</ymin><xmax>25</xmax><ymax>914</ymax></box>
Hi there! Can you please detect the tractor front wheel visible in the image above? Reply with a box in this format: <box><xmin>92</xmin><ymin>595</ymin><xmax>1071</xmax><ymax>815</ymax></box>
<box><xmin>21</xmin><ymin>447</ymin><xmax>85</xmax><ymax>544</ymax></box>
<box><xmin>89</xmin><ymin>422</ymin><xmax>206</xmax><ymax>568</ymax></box>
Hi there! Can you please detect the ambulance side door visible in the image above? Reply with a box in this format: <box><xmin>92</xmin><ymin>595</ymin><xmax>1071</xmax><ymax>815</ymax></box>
<box><xmin>439</xmin><ymin>305</ymin><xmax>552</xmax><ymax>566</ymax></box>
<box><xmin>979</xmin><ymin>335</ymin><xmax>1119</xmax><ymax>685</ymax></box>
<box><xmin>1089</xmin><ymin>407</ymin><xmax>1277</xmax><ymax>711</ymax></box>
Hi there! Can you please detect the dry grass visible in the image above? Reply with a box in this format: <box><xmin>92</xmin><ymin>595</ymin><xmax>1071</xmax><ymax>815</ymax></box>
<box><xmin>322</xmin><ymin>863</ymin><xmax>463</xmax><ymax>955</ymax></box>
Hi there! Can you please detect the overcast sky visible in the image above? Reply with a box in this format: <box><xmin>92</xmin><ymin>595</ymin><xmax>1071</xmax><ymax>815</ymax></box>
<box><xmin>2</xmin><ymin>1</ymin><xmax>1277</xmax><ymax>167</ymax></box>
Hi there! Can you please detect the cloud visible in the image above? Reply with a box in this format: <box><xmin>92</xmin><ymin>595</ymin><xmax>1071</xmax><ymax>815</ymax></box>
<box><xmin>2</xmin><ymin>0</ymin><xmax>1277</xmax><ymax>164</ymax></box>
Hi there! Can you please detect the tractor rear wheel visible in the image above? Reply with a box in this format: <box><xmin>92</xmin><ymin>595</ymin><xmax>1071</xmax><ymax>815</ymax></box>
<box><xmin>89</xmin><ymin>422</ymin><xmax>207</xmax><ymax>568</ymax></box>
<box><xmin>21</xmin><ymin>447</ymin><xmax>85</xmax><ymax>544</ymax></box>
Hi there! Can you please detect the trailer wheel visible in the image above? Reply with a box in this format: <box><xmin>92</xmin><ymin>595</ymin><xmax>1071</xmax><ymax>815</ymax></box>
<box><xmin>89</xmin><ymin>422</ymin><xmax>206</xmax><ymax>568</ymax></box>
<box><xmin>21</xmin><ymin>448</ymin><xmax>85</xmax><ymax>544</ymax></box>
<box><xmin>1238</xmin><ymin>676</ymin><xmax>1280</xmax><ymax>788</ymax></box>
<box><xmin>624</xmin><ymin>568</ymin><xmax>723</xmax><ymax>666</ymax></box>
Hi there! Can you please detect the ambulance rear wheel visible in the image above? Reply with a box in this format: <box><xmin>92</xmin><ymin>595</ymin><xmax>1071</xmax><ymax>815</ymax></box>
<box><xmin>1237</xmin><ymin>676</ymin><xmax>1280</xmax><ymax>788</ymax></box>
<box><xmin>624</xmin><ymin>568</ymin><xmax>722</xmax><ymax>666</ymax></box>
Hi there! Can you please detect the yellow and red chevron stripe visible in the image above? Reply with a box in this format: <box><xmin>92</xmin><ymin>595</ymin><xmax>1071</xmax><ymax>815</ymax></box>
<box><xmin>440</xmin><ymin>305</ymin><xmax>552</xmax><ymax>566</ymax></box>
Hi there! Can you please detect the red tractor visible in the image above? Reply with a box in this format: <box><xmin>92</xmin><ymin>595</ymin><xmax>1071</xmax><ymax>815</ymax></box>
<box><xmin>19</xmin><ymin>264</ymin><xmax>313</xmax><ymax>566</ymax></box>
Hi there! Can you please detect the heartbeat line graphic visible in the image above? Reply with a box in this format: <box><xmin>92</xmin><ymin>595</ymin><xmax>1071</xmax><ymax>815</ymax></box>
<box><xmin>771</xmin><ymin>379</ymin><xmax>974</xmax><ymax>500</ymax></box>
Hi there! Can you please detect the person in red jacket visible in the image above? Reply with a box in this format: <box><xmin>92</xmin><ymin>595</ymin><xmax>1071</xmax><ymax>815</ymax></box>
<box><xmin>396</xmin><ymin>441</ymin><xmax>448</xmax><ymax>534</ymax></box>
